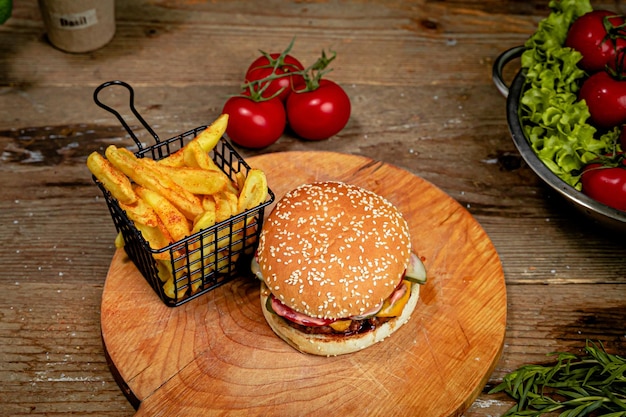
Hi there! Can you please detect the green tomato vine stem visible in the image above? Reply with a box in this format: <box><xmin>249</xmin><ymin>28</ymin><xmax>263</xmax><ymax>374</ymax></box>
<box><xmin>239</xmin><ymin>38</ymin><xmax>339</xmax><ymax>101</ymax></box>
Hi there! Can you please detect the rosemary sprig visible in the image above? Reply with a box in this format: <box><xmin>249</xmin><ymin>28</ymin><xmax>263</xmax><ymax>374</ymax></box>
<box><xmin>489</xmin><ymin>340</ymin><xmax>626</xmax><ymax>417</ymax></box>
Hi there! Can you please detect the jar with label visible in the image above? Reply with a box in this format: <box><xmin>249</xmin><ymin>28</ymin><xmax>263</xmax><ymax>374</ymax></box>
<box><xmin>38</xmin><ymin>0</ymin><xmax>115</xmax><ymax>53</ymax></box>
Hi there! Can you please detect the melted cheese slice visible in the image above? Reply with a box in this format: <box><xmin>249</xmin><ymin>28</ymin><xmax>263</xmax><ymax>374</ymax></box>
<box><xmin>375</xmin><ymin>281</ymin><xmax>411</xmax><ymax>318</ymax></box>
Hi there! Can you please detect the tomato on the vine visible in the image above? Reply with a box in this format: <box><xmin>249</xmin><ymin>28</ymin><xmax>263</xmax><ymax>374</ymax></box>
<box><xmin>581</xmin><ymin>162</ymin><xmax>626</xmax><ymax>211</ymax></box>
<box><xmin>565</xmin><ymin>10</ymin><xmax>626</xmax><ymax>73</ymax></box>
<box><xmin>222</xmin><ymin>96</ymin><xmax>286</xmax><ymax>149</ymax></box>
<box><xmin>224</xmin><ymin>40</ymin><xmax>350</xmax><ymax>146</ymax></box>
<box><xmin>286</xmin><ymin>79</ymin><xmax>351</xmax><ymax>141</ymax></box>
<box><xmin>579</xmin><ymin>71</ymin><xmax>626</xmax><ymax>130</ymax></box>
<box><xmin>245</xmin><ymin>53</ymin><xmax>305</xmax><ymax>102</ymax></box>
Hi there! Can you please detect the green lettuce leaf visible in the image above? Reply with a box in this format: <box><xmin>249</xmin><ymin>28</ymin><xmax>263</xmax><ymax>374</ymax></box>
<box><xmin>518</xmin><ymin>0</ymin><xmax>620</xmax><ymax>190</ymax></box>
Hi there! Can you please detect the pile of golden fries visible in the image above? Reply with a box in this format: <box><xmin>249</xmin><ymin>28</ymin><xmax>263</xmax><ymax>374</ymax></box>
<box><xmin>87</xmin><ymin>114</ymin><xmax>269</xmax><ymax>302</ymax></box>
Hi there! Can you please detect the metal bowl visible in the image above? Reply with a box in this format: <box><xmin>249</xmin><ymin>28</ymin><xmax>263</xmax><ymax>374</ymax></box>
<box><xmin>493</xmin><ymin>46</ymin><xmax>626</xmax><ymax>232</ymax></box>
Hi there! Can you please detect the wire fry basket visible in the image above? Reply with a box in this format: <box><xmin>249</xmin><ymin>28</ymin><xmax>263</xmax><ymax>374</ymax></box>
<box><xmin>92</xmin><ymin>80</ymin><xmax>274</xmax><ymax>307</ymax></box>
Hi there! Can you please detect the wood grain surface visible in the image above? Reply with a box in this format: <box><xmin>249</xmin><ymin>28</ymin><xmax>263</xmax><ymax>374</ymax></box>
<box><xmin>101</xmin><ymin>151</ymin><xmax>507</xmax><ymax>416</ymax></box>
<box><xmin>2</xmin><ymin>1</ymin><xmax>625</xmax><ymax>416</ymax></box>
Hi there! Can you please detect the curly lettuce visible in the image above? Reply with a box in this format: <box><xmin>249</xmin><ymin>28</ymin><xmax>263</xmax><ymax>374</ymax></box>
<box><xmin>519</xmin><ymin>0</ymin><xmax>620</xmax><ymax>189</ymax></box>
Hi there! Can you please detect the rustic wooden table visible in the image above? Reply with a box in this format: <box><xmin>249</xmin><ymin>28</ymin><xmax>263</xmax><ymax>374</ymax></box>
<box><xmin>1</xmin><ymin>1</ymin><xmax>624</xmax><ymax>416</ymax></box>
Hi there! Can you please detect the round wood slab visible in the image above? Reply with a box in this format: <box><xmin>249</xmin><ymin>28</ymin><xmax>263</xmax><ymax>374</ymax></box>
<box><xmin>101</xmin><ymin>151</ymin><xmax>507</xmax><ymax>417</ymax></box>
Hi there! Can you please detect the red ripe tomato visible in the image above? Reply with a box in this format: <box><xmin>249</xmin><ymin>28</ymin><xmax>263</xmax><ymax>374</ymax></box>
<box><xmin>583</xmin><ymin>163</ymin><xmax>626</xmax><ymax>209</ymax></box>
<box><xmin>581</xmin><ymin>163</ymin><xmax>626</xmax><ymax>211</ymax></box>
<box><xmin>245</xmin><ymin>53</ymin><xmax>305</xmax><ymax>102</ymax></box>
<box><xmin>579</xmin><ymin>71</ymin><xmax>626</xmax><ymax>130</ymax></box>
<box><xmin>565</xmin><ymin>10</ymin><xmax>626</xmax><ymax>73</ymax></box>
<box><xmin>222</xmin><ymin>96</ymin><xmax>286</xmax><ymax>149</ymax></box>
<box><xmin>286</xmin><ymin>79</ymin><xmax>351</xmax><ymax>141</ymax></box>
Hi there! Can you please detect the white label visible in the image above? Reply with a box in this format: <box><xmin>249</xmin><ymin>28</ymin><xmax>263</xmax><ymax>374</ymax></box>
<box><xmin>50</xmin><ymin>9</ymin><xmax>98</xmax><ymax>30</ymax></box>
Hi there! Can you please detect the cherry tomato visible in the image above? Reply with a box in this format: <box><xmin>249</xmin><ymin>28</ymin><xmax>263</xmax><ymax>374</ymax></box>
<box><xmin>222</xmin><ymin>96</ymin><xmax>286</xmax><ymax>149</ymax></box>
<box><xmin>581</xmin><ymin>162</ymin><xmax>626</xmax><ymax>211</ymax></box>
<box><xmin>245</xmin><ymin>53</ymin><xmax>305</xmax><ymax>102</ymax></box>
<box><xmin>565</xmin><ymin>10</ymin><xmax>626</xmax><ymax>73</ymax></box>
<box><xmin>579</xmin><ymin>71</ymin><xmax>626</xmax><ymax>130</ymax></box>
<box><xmin>286</xmin><ymin>79</ymin><xmax>351</xmax><ymax>141</ymax></box>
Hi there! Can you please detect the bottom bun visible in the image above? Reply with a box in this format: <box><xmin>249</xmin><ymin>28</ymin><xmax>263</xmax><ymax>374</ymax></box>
<box><xmin>260</xmin><ymin>282</ymin><xmax>420</xmax><ymax>356</ymax></box>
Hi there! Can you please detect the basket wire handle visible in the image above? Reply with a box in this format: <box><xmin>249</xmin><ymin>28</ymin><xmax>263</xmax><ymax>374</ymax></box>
<box><xmin>93</xmin><ymin>80</ymin><xmax>161</xmax><ymax>150</ymax></box>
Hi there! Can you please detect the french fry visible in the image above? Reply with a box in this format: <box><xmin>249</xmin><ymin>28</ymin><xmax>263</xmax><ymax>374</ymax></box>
<box><xmin>106</xmin><ymin>145</ymin><xmax>203</xmax><ymax>220</ymax></box>
<box><xmin>187</xmin><ymin>218</ymin><xmax>217</xmax><ymax>288</ymax></box>
<box><xmin>202</xmin><ymin>195</ymin><xmax>216</xmax><ymax>213</ymax></box>
<box><xmin>192</xmin><ymin>209</ymin><xmax>216</xmax><ymax>235</ymax></box>
<box><xmin>159</xmin><ymin>114</ymin><xmax>228</xmax><ymax>167</ymax></box>
<box><xmin>135</xmin><ymin>186</ymin><xmax>191</xmax><ymax>242</ymax></box>
<box><xmin>213</xmin><ymin>191</ymin><xmax>235</xmax><ymax>222</ymax></box>
<box><xmin>134</xmin><ymin>220</ymin><xmax>173</xmax><ymax>260</ymax></box>
<box><xmin>163</xmin><ymin>277</ymin><xmax>185</xmax><ymax>300</ymax></box>
<box><xmin>87</xmin><ymin>152</ymin><xmax>137</xmax><ymax>205</ymax></box>
<box><xmin>158</xmin><ymin>152</ymin><xmax>184</xmax><ymax>168</ymax></box>
<box><xmin>188</xmin><ymin>206</ymin><xmax>222</xmax><ymax>282</ymax></box>
<box><xmin>215</xmin><ymin>248</ymin><xmax>236</xmax><ymax>273</ymax></box>
<box><xmin>104</xmin><ymin>145</ymin><xmax>140</xmax><ymax>177</ymax></box>
<box><xmin>114</xmin><ymin>232</ymin><xmax>125</xmax><ymax>248</ymax></box>
<box><xmin>224</xmin><ymin>179</ymin><xmax>240</xmax><ymax>196</ymax></box>
<box><xmin>150</xmin><ymin>164</ymin><xmax>229</xmax><ymax>195</ymax></box>
<box><xmin>183</xmin><ymin>140</ymin><xmax>218</xmax><ymax>171</ymax></box>
<box><xmin>156</xmin><ymin>260</ymin><xmax>173</xmax><ymax>283</ymax></box>
<box><xmin>160</xmin><ymin>255</ymin><xmax>195</xmax><ymax>298</ymax></box>
<box><xmin>195</xmin><ymin>113</ymin><xmax>229</xmax><ymax>152</ymax></box>
<box><xmin>197</xmin><ymin>197</ymin><xmax>232</xmax><ymax>251</ymax></box>
<box><xmin>237</xmin><ymin>169</ymin><xmax>268</xmax><ymax>213</ymax></box>
<box><xmin>216</xmin><ymin>226</ymin><xmax>238</xmax><ymax>251</ymax></box>
<box><xmin>234</xmin><ymin>171</ymin><xmax>246</xmax><ymax>193</ymax></box>
<box><xmin>182</xmin><ymin>140</ymin><xmax>242</xmax><ymax>195</ymax></box>
<box><xmin>186</xmin><ymin>251</ymin><xmax>208</xmax><ymax>294</ymax></box>
<box><xmin>232</xmin><ymin>169</ymin><xmax>267</xmax><ymax>256</ymax></box>
<box><xmin>119</xmin><ymin>194</ymin><xmax>159</xmax><ymax>227</ymax></box>
<box><xmin>224</xmin><ymin>191</ymin><xmax>239</xmax><ymax>216</ymax></box>
<box><xmin>164</xmin><ymin>266</ymin><xmax>201</xmax><ymax>299</ymax></box>
<box><xmin>189</xmin><ymin>277</ymin><xmax>203</xmax><ymax>294</ymax></box>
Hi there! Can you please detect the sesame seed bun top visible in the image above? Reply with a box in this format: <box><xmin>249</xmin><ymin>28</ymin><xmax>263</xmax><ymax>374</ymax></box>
<box><xmin>257</xmin><ymin>181</ymin><xmax>411</xmax><ymax>320</ymax></box>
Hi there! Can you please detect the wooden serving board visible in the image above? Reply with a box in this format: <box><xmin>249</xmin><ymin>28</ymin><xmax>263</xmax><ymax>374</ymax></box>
<box><xmin>101</xmin><ymin>151</ymin><xmax>507</xmax><ymax>417</ymax></box>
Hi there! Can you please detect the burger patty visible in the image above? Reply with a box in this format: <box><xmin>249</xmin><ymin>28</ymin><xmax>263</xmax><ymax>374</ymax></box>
<box><xmin>285</xmin><ymin>316</ymin><xmax>394</xmax><ymax>336</ymax></box>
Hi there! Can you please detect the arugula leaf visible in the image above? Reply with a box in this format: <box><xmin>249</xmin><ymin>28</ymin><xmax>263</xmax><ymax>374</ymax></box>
<box><xmin>518</xmin><ymin>0</ymin><xmax>620</xmax><ymax>190</ymax></box>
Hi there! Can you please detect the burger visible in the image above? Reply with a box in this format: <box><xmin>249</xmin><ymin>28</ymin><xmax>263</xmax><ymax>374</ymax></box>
<box><xmin>251</xmin><ymin>181</ymin><xmax>427</xmax><ymax>356</ymax></box>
